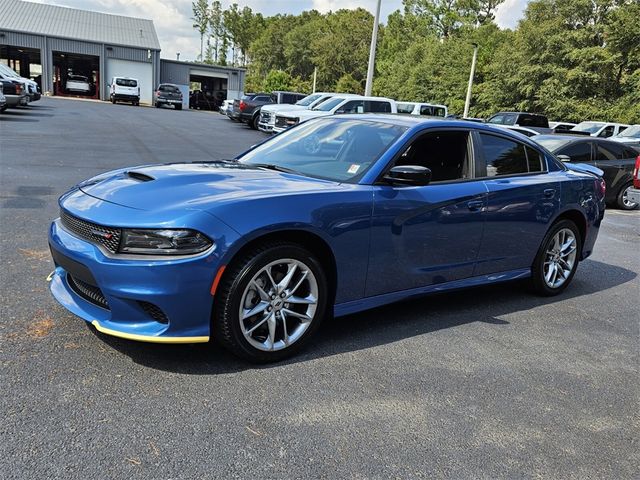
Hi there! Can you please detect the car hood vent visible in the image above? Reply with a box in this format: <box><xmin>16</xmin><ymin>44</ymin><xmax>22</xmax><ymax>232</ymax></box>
<box><xmin>125</xmin><ymin>171</ymin><xmax>155</xmax><ymax>182</ymax></box>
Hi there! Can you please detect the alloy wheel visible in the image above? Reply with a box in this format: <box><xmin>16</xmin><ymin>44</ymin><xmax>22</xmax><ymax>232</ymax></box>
<box><xmin>543</xmin><ymin>228</ymin><xmax>577</xmax><ymax>289</ymax></box>
<box><xmin>238</xmin><ymin>259</ymin><xmax>318</xmax><ymax>351</ymax></box>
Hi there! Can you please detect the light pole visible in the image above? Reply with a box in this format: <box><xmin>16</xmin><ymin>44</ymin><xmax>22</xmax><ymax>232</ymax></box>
<box><xmin>463</xmin><ymin>43</ymin><xmax>478</xmax><ymax>118</ymax></box>
<box><xmin>364</xmin><ymin>0</ymin><xmax>382</xmax><ymax>96</ymax></box>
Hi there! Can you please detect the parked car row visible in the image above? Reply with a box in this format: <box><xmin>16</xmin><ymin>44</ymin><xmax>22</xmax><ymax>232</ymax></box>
<box><xmin>225</xmin><ymin>91</ymin><xmax>448</xmax><ymax>132</ymax></box>
<box><xmin>0</xmin><ymin>64</ymin><xmax>41</xmax><ymax>112</ymax></box>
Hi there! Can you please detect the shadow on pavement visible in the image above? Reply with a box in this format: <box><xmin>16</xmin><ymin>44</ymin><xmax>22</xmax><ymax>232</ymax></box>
<box><xmin>92</xmin><ymin>259</ymin><xmax>636</xmax><ymax>374</ymax></box>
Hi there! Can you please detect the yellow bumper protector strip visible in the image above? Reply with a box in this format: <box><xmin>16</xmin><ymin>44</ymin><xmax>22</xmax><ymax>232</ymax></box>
<box><xmin>91</xmin><ymin>321</ymin><xmax>209</xmax><ymax>344</ymax></box>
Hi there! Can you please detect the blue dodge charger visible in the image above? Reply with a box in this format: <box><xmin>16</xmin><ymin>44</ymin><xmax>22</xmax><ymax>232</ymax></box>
<box><xmin>49</xmin><ymin>116</ymin><xmax>605</xmax><ymax>362</ymax></box>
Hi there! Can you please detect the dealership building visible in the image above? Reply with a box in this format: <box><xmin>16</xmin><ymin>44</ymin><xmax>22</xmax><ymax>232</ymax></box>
<box><xmin>0</xmin><ymin>0</ymin><xmax>245</xmax><ymax>105</ymax></box>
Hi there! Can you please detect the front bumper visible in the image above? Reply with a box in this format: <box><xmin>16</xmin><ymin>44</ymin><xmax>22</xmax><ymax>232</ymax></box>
<box><xmin>627</xmin><ymin>187</ymin><xmax>640</xmax><ymax>205</ymax></box>
<box><xmin>258</xmin><ymin>120</ymin><xmax>274</xmax><ymax>133</ymax></box>
<box><xmin>48</xmin><ymin>219</ymin><xmax>217</xmax><ymax>343</ymax></box>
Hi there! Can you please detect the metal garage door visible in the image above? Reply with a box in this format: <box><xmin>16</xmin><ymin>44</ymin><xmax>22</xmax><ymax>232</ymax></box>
<box><xmin>105</xmin><ymin>58</ymin><xmax>153</xmax><ymax>104</ymax></box>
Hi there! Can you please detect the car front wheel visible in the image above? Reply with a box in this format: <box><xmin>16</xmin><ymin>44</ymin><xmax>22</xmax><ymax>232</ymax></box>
<box><xmin>531</xmin><ymin>220</ymin><xmax>581</xmax><ymax>296</ymax></box>
<box><xmin>214</xmin><ymin>243</ymin><xmax>328</xmax><ymax>362</ymax></box>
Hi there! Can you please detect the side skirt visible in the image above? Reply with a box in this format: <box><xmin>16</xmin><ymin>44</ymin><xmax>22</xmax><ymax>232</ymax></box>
<box><xmin>334</xmin><ymin>268</ymin><xmax>531</xmax><ymax>317</ymax></box>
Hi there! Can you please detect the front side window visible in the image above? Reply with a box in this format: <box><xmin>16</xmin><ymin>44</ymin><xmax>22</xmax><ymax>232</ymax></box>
<box><xmin>479</xmin><ymin>133</ymin><xmax>528</xmax><ymax>176</ymax></box>
<box><xmin>598</xmin><ymin>126</ymin><xmax>615</xmax><ymax>138</ymax></box>
<box><xmin>557</xmin><ymin>142</ymin><xmax>591</xmax><ymax>163</ymax></box>
<box><xmin>313</xmin><ymin>97</ymin><xmax>345</xmax><ymax>112</ymax></box>
<box><xmin>395</xmin><ymin>131</ymin><xmax>470</xmax><ymax>182</ymax></box>
<box><xmin>238</xmin><ymin>118</ymin><xmax>406</xmax><ymax>182</ymax></box>
<box><xmin>340</xmin><ymin>100</ymin><xmax>364</xmax><ymax>114</ymax></box>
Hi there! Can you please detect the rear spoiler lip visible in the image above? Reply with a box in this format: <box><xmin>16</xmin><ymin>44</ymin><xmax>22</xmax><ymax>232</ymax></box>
<box><xmin>564</xmin><ymin>162</ymin><xmax>604</xmax><ymax>178</ymax></box>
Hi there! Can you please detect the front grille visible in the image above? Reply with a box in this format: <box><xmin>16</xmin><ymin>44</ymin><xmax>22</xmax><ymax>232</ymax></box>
<box><xmin>138</xmin><ymin>301</ymin><xmax>169</xmax><ymax>324</ymax></box>
<box><xmin>60</xmin><ymin>209</ymin><xmax>121</xmax><ymax>253</ymax></box>
<box><xmin>67</xmin><ymin>274</ymin><xmax>110</xmax><ymax>309</ymax></box>
<box><xmin>275</xmin><ymin>116</ymin><xmax>288</xmax><ymax>128</ymax></box>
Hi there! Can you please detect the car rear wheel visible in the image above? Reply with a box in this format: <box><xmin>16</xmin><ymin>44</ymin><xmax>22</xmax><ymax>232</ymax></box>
<box><xmin>111</xmin><ymin>95</ymin><xmax>116</xmax><ymax>104</ymax></box>
<box><xmin>213</xmin><ymin>243</ymin><xmax>328</xmax><ymax>363</ymax></box>
<box><xmin>175</xmin><ymin>104</ymin><xmax>182</xmax><ymax>111</ymax></box>
<box><xmin>617</xmin><ymin>183</ymin><xmax>639</xmax><ymax>210</ymax></box>
<box><xmin>531</xmin><ymin>220</ymin><xmax>581</xmax><ymax>296</ymax></box>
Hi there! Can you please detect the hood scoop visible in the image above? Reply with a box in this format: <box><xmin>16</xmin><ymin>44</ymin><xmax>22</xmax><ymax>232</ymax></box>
<box><xmin>125</xmin><ymin>170</ymin><xmax>155</xmax><ymax>182</ymax></box>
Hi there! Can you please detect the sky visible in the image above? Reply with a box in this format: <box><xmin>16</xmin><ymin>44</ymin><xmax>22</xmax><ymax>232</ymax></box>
<box><xmin>32</xmin><ymin>0</ymin><xmax>531</xmax><ymax>60</ymax></box>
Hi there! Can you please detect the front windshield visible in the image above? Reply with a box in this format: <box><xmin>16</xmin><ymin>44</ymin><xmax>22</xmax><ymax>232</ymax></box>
<box><xmin>617</xmin><ymin>125</ymin><xmax>640</xmax><ymax>138</ymax></box>
<box><xmin>238</xmin><ymin>118</ymin><xmax>407</xmax><ymax>182</ymax></box>
<box><xmin>312</xmin><ymin>97</ymin><xmax>346</xmax><ymax>111</ymax></box>
<box><xmin>573</xmin><ymin>122</ymin><xmax>605</xmax><ymax>133</ymax></box>
<box><xmin>533</xmin><ymin>136</ymin><xmax>573</xmax><ymax>152</ymax></box>
<box><xmin>295</xmin><ymin>93</ymin><xmax>322</xmax><ymax>107</ymax></box>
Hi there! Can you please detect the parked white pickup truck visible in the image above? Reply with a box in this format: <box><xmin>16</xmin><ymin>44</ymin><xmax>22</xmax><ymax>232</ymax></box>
<box><xmin>273</xmin><ymin>95</ymin><xmax>397</xmax><ymax>133</ymax></box>
<box><xmin>258</xmin><ymin>92</ymin><xmax>336</xmax><ymax>133</ymax></box>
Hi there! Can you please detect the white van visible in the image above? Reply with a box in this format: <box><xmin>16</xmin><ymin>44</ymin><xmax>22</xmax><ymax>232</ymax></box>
<box><xmin>110</xmin><ymin>77</ymin><xmax>140</xmax><ymax>106</ymax></box>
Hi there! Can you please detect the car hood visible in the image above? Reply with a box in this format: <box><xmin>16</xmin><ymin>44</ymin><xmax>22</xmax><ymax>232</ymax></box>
<box><xmin>295</xmin><ymin>110</ymin><xmax>331</xmax><ymax>120</ymax></box>
<box><xmin>77</xmin><ymin>162</ymin><xmax>338</xmax><ymax>213</ymax></box>
<box><xmin>262</xmin><ymin>104</ymin><xmax>305</xmax><ymax>114</ymax></box>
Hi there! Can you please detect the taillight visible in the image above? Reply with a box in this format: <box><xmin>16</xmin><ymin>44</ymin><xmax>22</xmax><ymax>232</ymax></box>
<box><xmin>156</xmin><ymin>91</ymin><xmax>161</xmax><ymax>96</ymax></box>
<box><xmin>15</xmin><ymin>84</ymin><xmax>22</xmax><ymax>94</ymax></box>
<box><xmin>633</xmin><ymin>155</ymin><xmax>640</xmax><ymax>189</ymax></box>
<box><xmin>239</xmin><ymin>101</ymin><xmax>246</xmax><ymax>111</ymax></box>
<box><xmin>596</xmin><ymin>177</ymin><xmax>606</xmax><ymax>199</ymax></box>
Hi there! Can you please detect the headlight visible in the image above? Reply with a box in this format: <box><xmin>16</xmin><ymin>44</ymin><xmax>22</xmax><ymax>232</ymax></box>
<box><xmin>119</xmin><ymin>229</ymin><xmax>212</xmax><ymax>255</ymax></box>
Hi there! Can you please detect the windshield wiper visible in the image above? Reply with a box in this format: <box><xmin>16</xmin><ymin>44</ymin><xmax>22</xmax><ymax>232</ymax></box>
<box><xmin>250</xmin><ymin>163</ymin><xmax>300</xmax><ymax>174</ymax></box>
<box><xmin>196</xmin><ymin>159</ymin><xmax>238</xmax><ymax>164</ymax></box>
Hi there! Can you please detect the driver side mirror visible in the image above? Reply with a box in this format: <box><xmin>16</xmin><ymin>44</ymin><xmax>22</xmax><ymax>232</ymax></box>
<box><xmin>384</xmin><ymin>165</ymin><xmax>432</xmax><ymax>186</ymax></box>
<box><xmin>557</xmin><ymin>154</ymin><xmax>571</xmax><ymax>162</ymax></box>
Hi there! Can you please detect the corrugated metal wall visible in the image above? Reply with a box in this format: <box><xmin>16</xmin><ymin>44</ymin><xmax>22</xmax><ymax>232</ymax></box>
<box><xmin>48</xmin><ymin>37</ymin><xmax>101</xmax><ymax>56</ymax></box>
<box><xmin>106</xmin><ymin>45</ymin><xmax>152</xmax><ymax>63</ymax></box>
<box><xmin>160</xmin><ymin>61</ymin><xmax>190</xmax><ymax>85</ymax></box>
<box><xmin>0</xmin><ymin>30</ymin><xmax>45</xmax><ymax>49</ymax></box>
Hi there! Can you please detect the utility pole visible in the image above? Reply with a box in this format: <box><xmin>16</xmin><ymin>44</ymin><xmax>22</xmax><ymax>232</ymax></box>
<box><xmin>364</xmin><ymin>0</ymin><xmax>382</xmax><ymax>96</ymax></box>
<box><xmin>463</xmin><ymin>43</ymin><xmax>478</xmax><ymax>119</ymax></box>
<box><xmin>176</xmin><ymin>52</ymin><xmax>180</xmax><ymax>61</ymax></box>
<box><xmin>312</xmin><ymin>67</ymin><xmax>317</xmax><ymax>93</ymax></box>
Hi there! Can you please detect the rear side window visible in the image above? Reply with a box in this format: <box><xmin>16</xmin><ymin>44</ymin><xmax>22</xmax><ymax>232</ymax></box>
<box><xmin>432</xmin><ymin>106</ymin><xmax>446</xmax><ymax>117</ymax></box>
<box><xmin>281</xmin><ymin>93</ymin><xmax>297</xmax><ymax>104</ymax></box>
<box><xmin>518</xmin><ymin>114</ymin><xmax>548</xmax><ymax>128</ymax></box>
<box><xmin>479</xmin><ymin>133</ymin><xmax>528</xmax><ymax>176</ymax></box>
<box><xmin>558</xmin><ymin>142</ymin><xmax>591</xmax><ymax>163</ymax></box>
<box><xmin>254</xmin><ymin>96</ymin><xmax>271</xmax><ymax>102</ymax></box>
<box><xmin>598</xmin><ymin>126</ymin><xmax>615</xmax><ymax>138</ymax></box>
<box><xmin>622</xmin><ymin>147</ymin><xmax>639</xmax><ymax>159</ymax></box>
<box><xmin>596</xmin><ymin>142</ymin><xmax>626</xmax><ymax>160</ymax></box>
<box><xmin>526</xmin><ymin>146</ymin><xmax>543</xmax><ymax>172</ymax></box>
<box><xmin>397</xmin><ymin>103</ymin><xmax>414</xmax><ymax>114</ymax></box>
<box><xmin>365</xmin><ymin>101</ymin><xmax>392</xmax><ymax>113</ymax></box>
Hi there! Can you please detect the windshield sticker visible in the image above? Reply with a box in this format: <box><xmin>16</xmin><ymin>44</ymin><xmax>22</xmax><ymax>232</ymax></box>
<box><xmin>348</xmin><ymin>164</ymin><xmax>361</xmax><ymax>174</ymax></box>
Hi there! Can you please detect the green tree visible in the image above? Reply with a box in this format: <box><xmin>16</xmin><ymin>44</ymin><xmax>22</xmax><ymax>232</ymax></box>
<box><xmin>335</xmin><ymin>73</ymin><xmax>363</xmax><ymax>94</ymax></box>
<box><xmin>191</xmin><ymin>0</ymin><xmax>209</xmax><ymax>61</ymax></box>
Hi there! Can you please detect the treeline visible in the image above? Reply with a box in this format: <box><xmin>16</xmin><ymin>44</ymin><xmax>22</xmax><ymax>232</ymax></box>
<box><xmin>191</xmin><ymin>0</ymin><xmax>639</xmax><ymax>122</ymax></box>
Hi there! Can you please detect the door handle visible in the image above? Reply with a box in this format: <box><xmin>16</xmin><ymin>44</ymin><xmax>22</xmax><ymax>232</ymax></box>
<box><xmin>544</xmin><ymin>188</ymin><xmax>556</xmax><ymax>198</ymax></box>
<box><xmin>467</xmin><ymin>200</ymin><xmax>484</xmax><ymax>211</ymax></box>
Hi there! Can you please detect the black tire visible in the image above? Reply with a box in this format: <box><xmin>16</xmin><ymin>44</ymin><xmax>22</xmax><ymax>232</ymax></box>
<box><xmin>251</xmin><ymin>114</ymin><xmax>260</xmax><ymax>130</ymax></box>
<box><xmin>616</xmin><ymin>183</ymin><xmax>639</xmax><ymax>210</ymax></box>
<box><xmin>531</xmin><ymin>219</ymin><xmax>582</xmax><ymax>296</ymax></box>
<box><xmin>111</xmin><ymin>95</ymin><xmax>116</xmax><ymax>104</ymax></box>
<box><xmin>213</xmin><ymin>242</ymin><xmax>329</xmax><ymax>363</ymax></box>
<box><xmin>175</xmin><ymin>104</ymin><xmax>182</xmax><ymax>111</ymax></box>
<box><xmin>155</xmin><ymin>102</ymin><xmax>161</xmax><ymax>108</ymax></box>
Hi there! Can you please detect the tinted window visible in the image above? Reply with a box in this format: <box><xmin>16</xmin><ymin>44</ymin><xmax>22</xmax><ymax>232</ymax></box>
<box><xmin>518</xmin><ymin>114</ymin><xmax>548</xmax><ymax>128</ymax></box>
<box><xmin>396</xmin><ymin>131</ymin><xmax>470</xmax><ymax>182</ymax></box>
<box><xmin>479</xmin><ymin>133</ymin><xmax>528</xmax><ymax>176</ymax></box>
<box><xmin>487</xmin><ymin>114</ymin><xmax>505</xmax><ymax>124</ymax></box>
<box><xmin>116</xmin><ymin>78</ymin><xmax>136</xmax><ymax>87</ymax></box>
<box><xmin>255</xmin><ymin>96</ymin><xmax>271</xmax><ymax>102</ymax></box>
<box><xmin>432</xmin><ymin>106</ymin><xmax>446</xmax><ymax>117</ymax></box>
<box><xmin>366</xmin><ymin>101</ymin><xmax>391</xmax><ymax>113</ymax></box>
<box><xmin>618</xmin><ymin>126</ymin><xmax>627</xmax><ymax>134</ymax></box>
<box><xmin>596</xmin><ymin>142</ymin><xmax>626</xmax><ymax>160</ymax></box>
<box><xmin>526</xmin><ymin>146</ymin><xmax>543</xmax><ymax>172</ymax></box>
<box><xmin>558</xmin><ymin>142</ymin><xmax>591</xmax><ymax>163</ymax></box>
<box><xmin>340</xmin><ymin>100</ymin><xmax>364</xmax><ymax>114</ymax></box>
<box><xmin>281</xmin><ymin>93</ymin><xmax>297</xmax><ymax>104</ymax></box>
<box><xmin>622</xmin><ymin>147</ymin><xmax>639</xmax><ymax>159</ymax></box>
<box><xmin>159</xmin><ymin>85</ymin><xmax>179</xmax><ymax>92</ymax></box>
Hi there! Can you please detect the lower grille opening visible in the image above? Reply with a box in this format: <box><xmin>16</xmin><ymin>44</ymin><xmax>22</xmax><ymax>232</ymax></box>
<box><xmin>138</xmin><ymin>301</ymin><xmax>169</xmax><ymax>324</ymax></box>
<box><xmin>67</xmin><ymin>274</ymin><xmax>110</xmax><ymax>310</ymax></box>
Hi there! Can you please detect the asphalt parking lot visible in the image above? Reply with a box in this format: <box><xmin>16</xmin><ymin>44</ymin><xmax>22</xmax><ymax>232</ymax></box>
<box><xmin>1</xmin><ymin>98</ymin><xmax>639</xmax><ymax>479</ymax></box>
